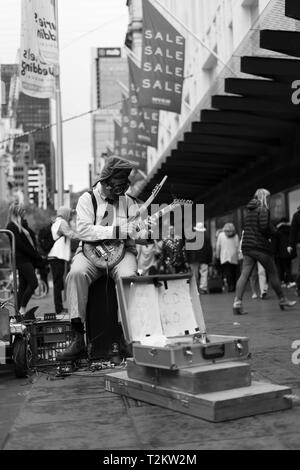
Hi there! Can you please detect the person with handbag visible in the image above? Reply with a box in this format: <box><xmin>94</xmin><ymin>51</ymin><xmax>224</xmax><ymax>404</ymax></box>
<box><xmin>6</xmin><ymin>202</ymin><xmax>45</xmax><ymax>317</ymax></box>
<box><xmin>233</xmin><ymin>189</ymin><xmax>296</xmax><ymax>315</ymax></box>
<box><xmin>48</xmin><ymin>206</ymin><xmax>79</xmax><ymax>317</ymax></box>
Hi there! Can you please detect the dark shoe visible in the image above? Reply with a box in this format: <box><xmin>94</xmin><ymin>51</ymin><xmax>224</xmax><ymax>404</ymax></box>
<box><xmin>23</xmin><ymin>306</ymin><xmax>39</xmax><ymax>321</ymax></box>
<box><xmin>199</xmin><ymin>289</ymin><xmax>208</xmax><ymax>295</ymax></box>
<box><xmin>108</xmin><ymin>342</ymin><xmax>122</xmax><ymax>365</ymax></box>
<box><xmin>16</xmin><ymin>306</ymin><xmax>39</xmax><ymax>323</ymax></box>
<box><xmin>57</xmin><ymin>331</ymin><xmax>86</xmax><ymax>362</ymax></box>
<box><xmin>233</xmin><ymin>306</ymin><xmax>248</xmax><ymax>315</ymax></box>
<box><xmin>233</xmin><ymin>300</ymin><xmax>248</xmax><ymax>315</ymax></box>
<box><xmin>279</xmin><ymin>297</ymin><xmax>297</xmax><ymax>311</ymax></box>
<box><xmin>260</xmin><ymin>292</ymin><xmax>267</xmax><ymax>300</ymax></box>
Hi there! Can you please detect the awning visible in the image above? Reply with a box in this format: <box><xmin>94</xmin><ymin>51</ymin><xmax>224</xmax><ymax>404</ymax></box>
<box><xmin>137</xmin><ymin>0</ymin><xmax>300</xmax><ymax>219</ymax></box>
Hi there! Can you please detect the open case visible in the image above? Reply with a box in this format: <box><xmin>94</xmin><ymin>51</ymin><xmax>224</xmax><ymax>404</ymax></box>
<box><xmin>116</xmin><ymin>273</ymin><xmax>249</xmax><ymax>370</ymax></box>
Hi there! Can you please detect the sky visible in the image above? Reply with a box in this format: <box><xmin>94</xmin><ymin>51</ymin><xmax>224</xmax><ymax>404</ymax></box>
<box><xmin>0</xmin><ymin>0</ymin><xmax>129</xmax><ymax>192</ymax></box>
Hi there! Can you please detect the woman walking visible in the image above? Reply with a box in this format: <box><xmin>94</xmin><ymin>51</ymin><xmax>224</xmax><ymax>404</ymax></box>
<box><xmin>233</xmin><ymin>189</ymin><xmax>296</xmax><ymax>315</ymax></box>
<box><xmin>216</xmin><ymin>223</ymin><xmax>240</xmax><ymax>292</ymax></box>
<box><xmin>6</xmin><ymin>203</ymin><xmax>44</xmax><ymax>316</ymax></box>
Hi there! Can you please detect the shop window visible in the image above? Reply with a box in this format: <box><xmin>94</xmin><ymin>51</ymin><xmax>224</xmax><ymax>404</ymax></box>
<box><xmin>288</xmin><ymin>187</ymin><xmax>300</xmax><ymax>220</ymax></box>
<box><xmin>270</xmin><ymin>192</ymin><xmax>286</xmax><ymax>223</ymax></box>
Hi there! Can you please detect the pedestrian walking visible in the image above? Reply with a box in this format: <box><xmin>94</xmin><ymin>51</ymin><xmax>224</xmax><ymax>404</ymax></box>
<box><xmin>275</xmin><ymin>218</ymin><xmax>295</xmax><ymax>288</ymax></box>
<box><xmin>288</xmin><ymin>206</ymin><xmax>300</xmax><ymax>296</ymax></box>
<box><xmin>216</xmin><ymin>223</ymin><xmax>240</xmax><ymax>292</ymax></box>
<box><xmin>186</xmin><ymin>222</ymin><xmax>212</xmax><ymax>294</ymax></box>
<box><xmin>6</xmin><ymin>202</ymin><xmax>44</xmax><ymax>316</ymax></box>
<box><xmin>48</xmin><ymin>206</ymin><xmax>79</xmax><ymax>316</ymax></box>
<box><xmin>250</xmin><ymin>262</ymin><xmax>269</xmax><ymax>299</ymax></box>
<box><xmin>233</xmin><ymin>189</ymin><xmax>296</xmax><ymax>314</ymax></box>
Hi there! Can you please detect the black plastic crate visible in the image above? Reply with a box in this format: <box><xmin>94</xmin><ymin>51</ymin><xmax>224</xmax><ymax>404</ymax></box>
<box><xmin>29</xmin><ymin>320</ymin><xmax>72</xmax><ymax>365</ymax></box>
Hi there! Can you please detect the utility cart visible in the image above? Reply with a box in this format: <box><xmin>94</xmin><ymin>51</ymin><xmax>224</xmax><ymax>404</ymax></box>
<box><xmin>0</xmin><ymin>229</ymin><xmax>33</xmax><ymax>378</ymax></box>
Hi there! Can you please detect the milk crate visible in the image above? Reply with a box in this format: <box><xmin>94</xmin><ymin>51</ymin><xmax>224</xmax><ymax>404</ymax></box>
<box><xmin>29</xmin><ymin>320</ymin><xmax>72</xmax><ymax>365</ymax></box>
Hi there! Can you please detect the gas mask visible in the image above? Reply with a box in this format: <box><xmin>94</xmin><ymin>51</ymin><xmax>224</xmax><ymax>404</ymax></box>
<box><xmin>105</xmin><ymin>181</ymin><xmax>130</xmax><ymax>198</ymax></box>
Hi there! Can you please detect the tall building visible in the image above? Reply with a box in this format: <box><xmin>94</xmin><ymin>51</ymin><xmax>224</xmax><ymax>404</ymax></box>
<box><xmin>16</xmin><ymin>92</ymin><xmax>55</xmax><ymax>205</ymax></box>
<box><xmin>27</xmin><ymin>163</ymin><xmax>47</xmax><ymax>209</ymax></box>
<box><xmin>1</xmin><ymin>64</ymin><xmax>55</xmax><ymax>207</ymax></box>
<box><xmin>91</xmin><ymin>47</ymin><xmax>129</xmax><ymax>177</ymax></box>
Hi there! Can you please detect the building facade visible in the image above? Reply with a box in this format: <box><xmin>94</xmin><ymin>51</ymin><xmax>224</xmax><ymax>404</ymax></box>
<box><xmin>127</xmin><ymin>0</ymin><xmax>300</xmax><ymax>263</ymax></box>
<box><xmin>27</xmin><ymin>163</ymin><xmax>47</xmax><ymax>210</ymax></box>
<box><xmin>0</xmin><ymin>64</ymin><xmax>55</xmax><ymax>207</ymax></box>
<box><xmin>91</xmin><ymin>47</ymin><xmax>129</xmax><ymax>178</ymax></box>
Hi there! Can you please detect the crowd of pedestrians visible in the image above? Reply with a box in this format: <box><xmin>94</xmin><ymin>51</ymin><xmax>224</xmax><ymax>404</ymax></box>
<box><xmin>3</xmin><ymin>185</ymin><xmax>299</xmax><ymax>321</ymax></box>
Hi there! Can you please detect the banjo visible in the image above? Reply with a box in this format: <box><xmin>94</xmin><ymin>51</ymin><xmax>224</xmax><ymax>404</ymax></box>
<box><xmin>83</xmin><ymin>176</ymin><xmax>192</xmax><ymax>269</ymax></box>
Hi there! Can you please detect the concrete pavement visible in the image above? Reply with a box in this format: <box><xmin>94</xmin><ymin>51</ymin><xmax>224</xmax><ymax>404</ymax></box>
<box><xmin>1</xmin><ymin>286</ymin><xmax>300</xmax><ymax>450</ymax></box>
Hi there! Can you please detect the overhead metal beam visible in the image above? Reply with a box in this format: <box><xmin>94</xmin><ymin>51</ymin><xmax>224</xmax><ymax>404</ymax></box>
<box><xmin>200</xmin><ymin>110</ymin><xmax>293</xmax><ymax>131</ymax></box>
<box><xmin>286</xmin><ymin>0</ymin><xmax>300</xmax><ymax>21</ymax></box>
<box><xmin>241</xmin><ymin>56</ymin><xmax>300</xmax><ymax>82</ymax></box>
<box><xmin>225</xmin><ymin>78</ymin><xmax>293</xmax><ymax>101</ymax></box>
<box><xmin>211</xmin><ymin>95</ymin><xmax>299</xmax><ymax>119</ymax></box>
<box><xmin>260</xmin><ymin>30</ymin><xmax>300</xmax><ymax>58</ymax></box>
<box><xmin>191</xmin><ymin>122</ymin><xmax>280</xmax><ymax>141</ymax></box>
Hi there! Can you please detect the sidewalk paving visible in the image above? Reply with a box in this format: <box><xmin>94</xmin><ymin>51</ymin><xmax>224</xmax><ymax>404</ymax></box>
<box><xmin>1</xmin><ymin>287</ymin><xmax>300</xmax><ymax>450</ymax></box>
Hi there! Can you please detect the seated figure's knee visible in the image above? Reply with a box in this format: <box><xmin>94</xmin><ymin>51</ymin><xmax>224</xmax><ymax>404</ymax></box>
<box><xmin>67</xmin><ymin>265</ymin><xmax>89</xmax><ymax>283</ymax></box>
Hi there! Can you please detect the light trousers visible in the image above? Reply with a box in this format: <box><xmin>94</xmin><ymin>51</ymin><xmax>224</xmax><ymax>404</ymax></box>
<box><xmin>190</xmin><ymin>262</ymin><xmax>208</xmax><ymax>291</ymax></box>
<box><xmin>66</xmin><ymin>249</ymin><xmax>137</xmax><ymax>322</ymax></box>
<box><xmin>250</xmin><ymin>262</ymin><xmax>268</xmax><ymax>296</ymax></box>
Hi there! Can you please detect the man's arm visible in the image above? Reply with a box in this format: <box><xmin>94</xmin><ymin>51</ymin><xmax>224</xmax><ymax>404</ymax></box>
<box><xmin>289</xmin><ymin>214</ymin><xmax>298</xmax><ymax>248</ymax></box>
<box><xmin>57</xmin><ymin>219</ymin><xmax>79</xmax><ymax>240</ymax></box>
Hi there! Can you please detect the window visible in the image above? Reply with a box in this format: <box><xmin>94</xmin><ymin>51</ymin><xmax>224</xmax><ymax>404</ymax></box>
<box><xmin>242</xmin><ymin>0</ymin><xmax>259</xmax><ymax>25</ymax></box>
<box><xmin>288</xmin><ymin>188</ymin><xmax>300</xmax><ymax>220</ymax></box>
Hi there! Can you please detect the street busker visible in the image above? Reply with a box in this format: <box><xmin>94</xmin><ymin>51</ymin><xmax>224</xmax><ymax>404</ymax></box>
<box><xmin>233</xmin><ymin>189</ymin><xmax>296</xmax><ymax>315</ymax></box>
<box><xmin>57</xmin><ymin>156</ymin><xmax>149</xmax><ymax>361</ymax></box>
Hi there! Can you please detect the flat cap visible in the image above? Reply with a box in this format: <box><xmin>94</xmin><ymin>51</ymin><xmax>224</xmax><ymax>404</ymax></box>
<box><xmin>93</xmin><ymin>156</ymin><xmax>134</xmax><ymax>186</ymax></box>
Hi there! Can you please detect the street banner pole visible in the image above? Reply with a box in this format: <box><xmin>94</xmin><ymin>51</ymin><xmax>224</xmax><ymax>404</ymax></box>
<box><xmin>54</xmin><ymin>0</ymin><xmax>64</xmax><ymax>208</ymax></box>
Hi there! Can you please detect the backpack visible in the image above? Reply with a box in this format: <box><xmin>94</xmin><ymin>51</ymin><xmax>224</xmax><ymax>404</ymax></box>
<box><xmin>38</xmin><ymin>223</ymin><xmax>57</xmax><ymax>254</ymax></box>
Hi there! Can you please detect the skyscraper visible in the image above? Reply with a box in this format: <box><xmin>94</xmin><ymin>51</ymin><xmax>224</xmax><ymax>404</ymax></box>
<box><xmin>16</xmin><ymin>92</ymin><xmax>55</xmax><ymax>205</ymax></box>
<box><xmin>1</xmin><ymin>64</ymin><xmax>55</xmax><ymax>207</ymax></box>
<box><xmin>91</xmin><ymin>47</ymin><xmax>128</xmax><ymax>177</ymax></box>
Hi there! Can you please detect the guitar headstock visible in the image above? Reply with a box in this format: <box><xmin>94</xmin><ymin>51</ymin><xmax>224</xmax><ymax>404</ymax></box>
<box><xmin>172</xmin><ymin>199</ymin><xmax>193</xmax><ymax>207</ymax></box>
<box><xmin>151</xmin><ymin>176</ymin><xmax>168</xmax><ymax>196</ymax></box>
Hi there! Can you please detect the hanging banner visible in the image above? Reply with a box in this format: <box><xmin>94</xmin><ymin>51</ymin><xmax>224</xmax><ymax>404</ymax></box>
<box><xmin>114</xmin><ymin>120</ymin><xmax>122</xmax><ymax>155</ymax></box>
<box><xmin>119</xmin><ymin>96</ymin><xmax>147</xmax><ymax>171</ymax></box>
<box><xmin>128</xmin><ymin>57</ymin><xmax>159</xmax><ymax>148</ymax></box>
<box><xmin>139</xmin><ymin>0</ymin><xmax>185</xmax><ymax>113</ymax></box>
<box><xmin>20</xmin><ymin>0</ymin><xmax>58</xmax><ymax>99</ymax></box>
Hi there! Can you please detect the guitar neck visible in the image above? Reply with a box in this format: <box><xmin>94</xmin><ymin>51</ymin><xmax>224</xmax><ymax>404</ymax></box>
<box><xmin>134</xmin><ymin>176</ymin><xmax>168</xmax><ymax>219</ymax></box>
<box><xmin>149</xmin><ymin>204</ymin><xmax>177</xmax><ymax>225</ymax></box>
